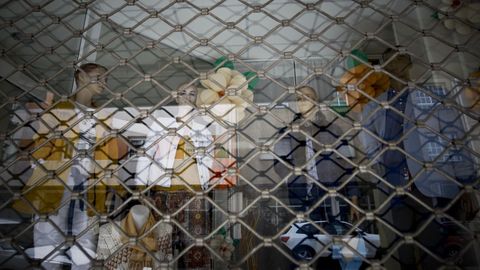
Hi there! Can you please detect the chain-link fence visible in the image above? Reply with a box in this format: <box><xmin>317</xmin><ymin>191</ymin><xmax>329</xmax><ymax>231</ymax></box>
<box><xmin>0</xmin><ymin>0</ymin><xmax>479</xmax><ymax>269</ymax></box>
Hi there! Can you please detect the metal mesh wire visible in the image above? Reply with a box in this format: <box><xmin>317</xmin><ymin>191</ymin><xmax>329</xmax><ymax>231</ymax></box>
<box><xmin>0</xmin><ymin>0</ymin><xmax>479</xmax><ymax>269</ymax></box>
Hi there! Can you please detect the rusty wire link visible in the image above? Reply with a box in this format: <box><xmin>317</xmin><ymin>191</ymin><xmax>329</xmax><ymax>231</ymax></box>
<box><xmin>0</xmin><ymin>0</ymin><xmax>479</xmax><ymax>269</ymax></box>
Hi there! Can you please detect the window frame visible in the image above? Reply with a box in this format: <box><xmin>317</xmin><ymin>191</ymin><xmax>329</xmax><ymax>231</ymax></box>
<box><xmin>424</xmin><ymin>132</ymin><xmax>463</xmax><ymax>163</ymax></box>
<box><xmin>414</xmin><ymin>84</ymin><xmax>447</xmax><ymax>108</ymax></box>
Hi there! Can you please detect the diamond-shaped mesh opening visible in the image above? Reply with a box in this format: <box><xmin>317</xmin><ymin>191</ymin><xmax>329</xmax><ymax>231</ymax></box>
<box><xmin>1</xmin><ymin>0</ymin><xmax>480</xmax><ymax>269</ymax></box>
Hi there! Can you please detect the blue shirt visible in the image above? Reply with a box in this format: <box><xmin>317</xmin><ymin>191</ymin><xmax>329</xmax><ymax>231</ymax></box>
<box><xmin>403</xmin><ymin>88</ymin><xmax>477</xmax><ymax>198</ymax></box>
<box><xmin>361</xmin><ymin>87</ymin><xmax>477</xmax><ymax>198</ymax></box>
<box><xmin>360</xmin><ymin>88</ymin><xmax>409</xmax><ymax>186</ymax></box>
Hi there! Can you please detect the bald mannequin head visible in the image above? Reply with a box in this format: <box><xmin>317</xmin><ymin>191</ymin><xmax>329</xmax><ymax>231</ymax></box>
<box><xmin>296</xmin><ymin>85</ymin><xmax>318</xmax><ymax>118</ymax></box>
<box><xmin>74</xmin><ymin>63</ymin><xmax>108</xmax><ymax>107</ymax></box>
<box><xmin>297</xmin><ymin>85</ymin><xmax>317</xmax><ymax>99</ymax></box>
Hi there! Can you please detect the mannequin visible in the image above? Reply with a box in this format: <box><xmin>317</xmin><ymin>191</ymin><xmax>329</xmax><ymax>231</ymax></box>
<box><xmin>97</xmin><ymin>204</ymin><xmax>169</xmax><ymax>270</ymax></box>
<box><xmin>274</xmin><ymin>86</ymin><xmax>360</xmax><ymax>221</ymax></box>
<box><xmin>296</xmin><ymin>86</ymin><xmax>318</xmax><ymax>121</ymax></box>
<box><xmin>18</xmin><ymin>63</ymin><xmax>110</xmax><ymax>269</ymax></box>
<box><xmin>179</xmin><ymin>82</ymin><xmax>219</xmax><ymax>190</ymax></box>
<box><xmin>130</xmin><ymin>204</ymin><xmax>151</xmax><ymax>231</ymax></box>
<box><xmin>360</xmin><ymin>50</ymin><xmax>413</xmax><ymax>270</ymax></box>
<box><xmin>176</xmin><ymin>83</ymin><xmax>197</xmax><ymax>105</ymax></box>
<box><xmin>135</xmin><ymin>82</ymin><xmax>214</xmax><ymax>189</ymax></box>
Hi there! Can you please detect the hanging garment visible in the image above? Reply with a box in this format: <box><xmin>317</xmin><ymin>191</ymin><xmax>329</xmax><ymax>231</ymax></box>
<box><xmin>29</xmin><ymin>203</ymin><xmax>98</xmax><ymax>268</ymax></box>
<box><xmin>97</xmin><ymin>211</ymin><xmax>158</xmax><ymax>270</ymax></box>
<box><xmin>273</xmin><ymin>112</ymin><xmax>360</xmax><ymax>216</ymax></box>
<box><xmin>26</xmin><ymin>102</ymin><xmax>101</xmax><ymax>269</ymax></box>
<box><xmin>360</xmin><ymin>88</ymin><xmax>409</xmax><ymax>187</ymax></box>
<box><xmin>305</xmin><ymin>137</ymin><xmax>319</xmax><ymax>197</ymax></box>
<box><xmin>12</xmin><ymin>101</ymin><xmax>128</xmax><ymax>215</ymax></box>
<box><xmin>156</xmin><ymin>222</ymin><xmax>173</xmax><ymax>262</ymax></box>
<box><xmin>152</xmin><ymin>191</ymin><xmax>211</xmax><ymax>269</ymax></box>
<box><xmin>135</xmin><ymin>108</ymin><xmax>214</xmax><ymax>189</ymax></box>
<box><xmin>403</xmin><ymin>89</ymin><xmax>477</xmax><ymax>199</ymax></box>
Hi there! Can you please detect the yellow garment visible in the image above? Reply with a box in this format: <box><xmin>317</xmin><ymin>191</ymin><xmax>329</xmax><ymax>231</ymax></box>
<box><xmin>12</xmin><ymin>101</ymin><xmax>128</xmax><ymax>216</ymax></box>
<box><xmin>161</xmin><ymin>137</ymin><xmax>236</xmax><ymax>190</ymax></box>
<box><xmin>171</xmin><ymin>137</ymin><xmax>202</xmax><ymax>187</ymax></box>
<box><xmin>339</xmin><ymin>64</ymin><xmax>391</xmax><ymax>112</ymax></box>
<box><xmin>464</xmin><ymin>70</ymin><xmax>480</xmax><ymax>113</ymax></box>
<box><xmin>120</xmin><ymin>211</ymin><xmax>157</xmax><ymax>270</ymax></box>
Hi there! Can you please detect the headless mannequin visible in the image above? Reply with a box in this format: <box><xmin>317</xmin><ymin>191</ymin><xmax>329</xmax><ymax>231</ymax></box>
<box><xmin>174</xmin><ymin>83</ymin><xmax>203</xmax><ymax>184</ymax></box>
<box><xmin>130</xmin><ymin>205</ymin><xmax>150</xmax><ymax>231</ymax></box>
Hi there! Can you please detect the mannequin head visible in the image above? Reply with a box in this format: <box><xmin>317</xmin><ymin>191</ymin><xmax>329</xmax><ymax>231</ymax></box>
<box><xmin>176</xmin><ymin>83</ymin><xmax>198</xmax><ymax>106</ymax></box>
<box><xmin>130</xmin><ymin>204</ymin><xmax>150</xmax><ymax>231</ymax></box>
<box><xmin>74</xmin><ymin>63</ymin><xmax>108</xmax><ymax>107</ymax></box>
<box><xmin>383</xmin><ymin>49</ymin><xmax>412</xmax><ymax>81</ymax></box>
<box><xmin>296</xmin><ymin>85</ymin><xmax>317</xmax><ymax>118</ymax></box>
